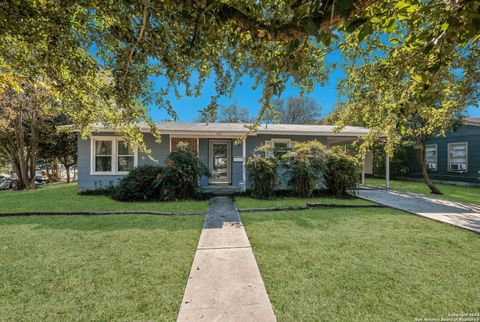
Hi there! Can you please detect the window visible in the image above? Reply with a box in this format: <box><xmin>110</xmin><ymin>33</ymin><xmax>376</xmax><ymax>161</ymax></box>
<box><xmin>425</xmin><ymin>144</ymin><xmax>437</xmax><ymax>171</ymax></box>
<box><xmin>117</xmin><ymin>141</ymin><xmax>135</xmax><ymax>173</ymax></box>
<box><xmin>91</xmin><ymin>137</ymin><xmax>137</xmax><ymax>175</ymax></box>
<box><xmin>448</xmin><ymin>142</ymin><xmax>468</xmax><ymax>172</ymax></box>
<box><xmin>95</xmin><ymin>140</ymin><xmax>113</xmax><ymax>173</ymax></box>
<box><xmin>265</xmin><ymin>139</ymin><xmax>296</xmax><ymax>158</ymax></box>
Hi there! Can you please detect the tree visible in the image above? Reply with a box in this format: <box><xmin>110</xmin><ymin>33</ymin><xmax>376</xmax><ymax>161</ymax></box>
<box><xmin>270</xmin><ymin>96</ymin><xmax>322</xmax><ymax>124</ymax></box>
<box><xmin>1</xmin><ymin>0</ymin><xmax>478</xmax><ymax>152</ymax></box>
<box><xmin>196</xmin><ymin>103</ymin><xmax>251</xmax><ymax>123</ymax></box>
<box><xmin>0</xmin><ymin>81</ymin><xmax>54</xmax><ymax>189</ymax></box>
<box><xmin>0</xmin><ymin>0</ymin><xmax>373</xmax><ymax>144</ymax></box>
<box><xmin>38</xmin><ymin>114</ymin><xmax>78</xmax><ymax>183</ymax></box>
<box><xmin>336</xmin><ymin>1</ymin><xmax>480</xmax><ymax>194</ymax></box>
<box><xmin>218</xmin><ymin>104</ymin><xmax>251</xmax><ymax>123</ymax></box>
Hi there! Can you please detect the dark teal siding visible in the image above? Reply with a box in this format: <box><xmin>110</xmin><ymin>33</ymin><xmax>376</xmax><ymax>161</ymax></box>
<box><xmin>401</xmin><ymin>125</ymin><xmax>480</xmax><ymax>183</ymax></box>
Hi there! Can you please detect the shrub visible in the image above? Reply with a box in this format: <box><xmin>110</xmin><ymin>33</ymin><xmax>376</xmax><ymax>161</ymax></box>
<box><xmin>282</xmin><ymin>141</ymin><xmax>328</xmax><ymax>197</ymax></box>
<box><xmin>79</xmin><ymin>185</ymin><xmax>116</xmax><ymax>196</ymax></box>
<box><xmin>246</xmin><ymin>144</ymin><xmax>278</xmax><ymax>199</ymax></box>
<box><xmin>156</xmin><ymin>142</ymin><xmax>209</xmax><ymax>200</ymax></box>
<box><xmin>113</xmin><ymin>165</ymin><xmax>164</xmax><ymax>201</ymax></box>
<box><xmin>325</xmin><ymin>149</ymin><xmax>359</xmax><ymax>197</ymax></box>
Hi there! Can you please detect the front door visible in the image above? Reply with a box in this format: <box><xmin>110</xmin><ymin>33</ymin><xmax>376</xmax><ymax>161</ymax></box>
<box><xmin>209</xmin><ymin>140</ymin><xmax>231</xmax><ymax>184</ymax></box>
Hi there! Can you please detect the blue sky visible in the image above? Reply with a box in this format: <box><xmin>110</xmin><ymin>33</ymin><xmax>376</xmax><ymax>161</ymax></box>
<box><xmin>148</xmin><ymin>49</ymin><xmax>479</xmax><ymax>121</ymax></box>
<box><xmin>149</xmin><ymin>51</ymin><xmax>346</xmax><ymax>122</ymax></box>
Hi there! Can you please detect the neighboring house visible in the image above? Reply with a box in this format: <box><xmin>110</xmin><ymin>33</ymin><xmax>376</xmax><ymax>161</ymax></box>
<box><xmin>400</xmin><ymin>118</ymin><xmax>480</xmax><ymax>184</ymax></box>
<box><xmin>77</xmin><ymin>122</ymin><xmax>375</xmax><ymax>192</ymax></box>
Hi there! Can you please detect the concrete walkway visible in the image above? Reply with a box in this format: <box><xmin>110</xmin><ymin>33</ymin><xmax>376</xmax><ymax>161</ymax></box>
<box><xmin>359</xmin><ymin>188</ymin><xmax>480</xmax><ymax>234</ymax></box>
<box><xmin>177</xmin><ymin>197</ymin><xmax>276</xmax><ymax>322</ymax></box>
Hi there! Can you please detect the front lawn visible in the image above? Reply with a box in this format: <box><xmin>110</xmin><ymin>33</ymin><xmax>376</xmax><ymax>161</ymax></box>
<box><xmin>243</xmin><ymin>208</ymin><xmax>480</xmax><ymax>321</ymax></box>
<box><xmin>0</xmin><ymin>214</ymin><xmax>203</xmax><ymax>320</ymax></box>
<box><xmin>235</xmin><ymin>195</ymin><xmax>374</xmax><ymax>209</ymax></box>
<box><xmin>366</xmin><ymin>177</ymin><xmax>480</xmax><ymax>206</ymax></box>
<box><xmin>0</xmin><ymin>183</ymin><xmax>208</xmax><ymax>213</ymax></box>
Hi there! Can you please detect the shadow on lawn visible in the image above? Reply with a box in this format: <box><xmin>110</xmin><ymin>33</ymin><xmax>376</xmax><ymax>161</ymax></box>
<box><xmin>0</xmin><ymin>214</ymin><xmax>204</xmax><ymax>232</ymax></box>
<box><xmin>242</xmin><ymin>208</ymin><xmax>390</xmax><ymax>229</ymax></box>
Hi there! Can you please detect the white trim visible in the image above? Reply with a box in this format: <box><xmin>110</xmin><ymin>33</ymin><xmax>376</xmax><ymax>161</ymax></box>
<box><xmin>448</xmin><ymin>142</ymin><xmax>468</xmax><ymax>172</ymax></box>
<box><xmin>208</xmin><ymin>140</ymin><xmax>231</xmax><ymax>184</ymax></box>
<box><xmin>169</xmin><ymin>136</ymin><xmax>172</xmax><ymax>152</ymax></box>
<box><xmin>425</xmin><ymin>144</ymin><xmax>438</xmax><ymax>171</ymax></box>
<box><xmin>242</xmin><ymin>138</ymin><xmax>246</xmax><ymax>191</ymax></box>
<box><xmin>90</xmin><ymin>136</ymin><xmax>138</xmax><ymax>176</ymax></box>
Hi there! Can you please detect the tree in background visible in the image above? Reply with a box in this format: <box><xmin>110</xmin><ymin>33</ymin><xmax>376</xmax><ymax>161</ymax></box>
<box><xmin>38</xmin><ymin>114</ymin><xmax>78</xmax><ymax>183</ymax></box>
<box><xmin>196</xmin><ymin>103</ymin><xmax>251</xmax><ymax>123</ymax></box>
<box><xmin>0</xmin><ymin>151</ymin><xmax>10</xmax><ymax>174</ymax></box>
<box><xmin>0</xmin><ymin>81</ymin><xmax>55</xmax><ymax>189</ymax></box>
<box><xmin>269</xmin><ymin>96</ymin><xmax>322</xmax><ymax>124</ymax></box>
<box><xmin>218</xmin><ymin>104</ymin><xmax>251</xmax><ymax>123</ymax></box>
<box><xmin>336</xmin><ymin>1</ymin><xmax>480</xmax><ymax>194</ymax></box>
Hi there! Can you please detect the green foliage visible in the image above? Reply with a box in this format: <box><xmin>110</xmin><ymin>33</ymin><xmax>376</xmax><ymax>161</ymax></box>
<box><xmin>113</xmin><ymin>165</ymin><xmax>164</xmax><ymax>201</ymax></box>
<box><xmin>337</xmin><ymin>0</ymin><xmax>480</xmax><ymax>157</ymax></box>
<box><xmin>246</xmin><ymin>145</ymin><xmax>278</xmax><ymax>199</ymax></box>
<box><xmin>281</xmin><ymin>141</ymin><xmax>328</xmax><ymax>197</ymax></box>
<box><xmin>79</xmin><ymin>185</ymin><xmax>116</xmax><ymax>196</ymax></box>
<box><xmin>156</xmin><ymin>143</ymin><xmax>210</xmax><ymax>200</ymax></box>
<box><xmin>325</xmin><ymin>149</ymin><xmax>359</xmax><ymax>197</ymax></box>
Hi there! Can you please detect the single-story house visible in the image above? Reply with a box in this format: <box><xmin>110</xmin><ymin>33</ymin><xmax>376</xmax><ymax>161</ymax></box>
<box><xmin>397</xmin><ymin>118</ymin><xmax>480</xmax><ymax>184</ymax></box>
<box><xmin>77</xmin><ymin>122</ymin><xmax>377</xmax><ymax>192</ymax></box>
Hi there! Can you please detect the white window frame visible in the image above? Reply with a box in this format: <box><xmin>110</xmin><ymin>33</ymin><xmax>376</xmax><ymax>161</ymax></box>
<box><xmin>448</xmin><ymin>142</ymin><xmax>468</xmax><ymax>173</ymax></box>
<box><xmin>265</xmin><ymin>139</ymin><xmax>297</xmax><ymax>158</ymax></box>
<box><xmin>425</xmin><ymin>144</ymin><xmax>438</xmax><ymax>171</ymax></box>
<box><xmin>90</xmin><ymin>136</ymin><xmax>138</xmax><ymax>175</ymax></box>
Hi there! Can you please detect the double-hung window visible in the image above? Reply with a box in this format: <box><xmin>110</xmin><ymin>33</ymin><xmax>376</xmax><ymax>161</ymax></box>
<box><xmin>117</xmin><ymin>141</ymin><xmax>135</xmax><ymax>173</ymax></box>
<box><xmin>94</xmin><ymin>140</ymin><xmax>113</xmax><ymax>173</ymax></box>
<box><xmin>425</xmin><ymin>144</ymin><xmax>437</xmax><ymax>171</ymax></box>
<box><xmin>265</xmin><ymin>139</ymin><xmax>296</xmax><ymax>158</ymax></box>
<box><xmin>448</xmin><ymin>142</ymin><xmax>468</xmax><ymax>172</ymax></box>
<box><xmin>92</xmin><ymin>137</ymin><xmax>137</xmax><ymax>175</ymax></box>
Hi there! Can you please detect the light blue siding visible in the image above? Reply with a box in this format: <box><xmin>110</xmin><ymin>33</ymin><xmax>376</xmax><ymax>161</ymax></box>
<box><xmin>78</xmin><ymin>132</ymin><xmax>335</xmax><ymax>190</ymax></box>
<box><xmin>77</xmin><ymin>133</ymin><xmax>169</xmax><ymax>190</ymax></box>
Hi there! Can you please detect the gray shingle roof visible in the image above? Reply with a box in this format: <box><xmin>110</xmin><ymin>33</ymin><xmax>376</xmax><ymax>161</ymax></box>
<box><xmin>92</xmin><ymin>122</ymin><xmax>371</xmax><ymax>137</ymax></box>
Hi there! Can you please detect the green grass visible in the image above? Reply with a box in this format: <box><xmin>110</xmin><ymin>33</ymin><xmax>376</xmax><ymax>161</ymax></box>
<box><xmin>366</xmin><ymin>177</ymin><xmax>480</xmax><ymax>206</ymax></box>
<box><xmin>235</xmin><ymin>196</ymin><xmax>374</xmax><ymax>209</ymax></box>
<box><xmin>243</xmin><ymin>208</ymin><xmax>480</xmax><ymax>321</ymax></box>
<box><xmin>0</xmin><ymin>214</ymin><xmax>203</xmax><ymax>321</ymax></box>
<box><xmin>0</xmin><ymin>183</ymin><xmax>208</xmax><ymax>213</ymax></box>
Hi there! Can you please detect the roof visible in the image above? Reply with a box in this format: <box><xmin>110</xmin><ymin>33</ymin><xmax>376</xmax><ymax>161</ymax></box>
<box><xmin>465</xmin><ymin>118</ymin><xmax>480</xmax><ymax>126</ymax></box>
<box><xmin>90</xmin><ymin>122</ymin><xmax>370</xmax><ymax>137</ymax></box>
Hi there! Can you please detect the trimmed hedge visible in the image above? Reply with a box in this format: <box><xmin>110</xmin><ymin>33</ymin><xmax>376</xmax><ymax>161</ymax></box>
<box><xmin>111</xmin><ymin>143</ymin><xmax>209</xmax><ymax>202</ymax></box>
<box><xmin>156</xmin><ymin>142</ymin><xmax>210</xmax><ymax>200</ymax></box>
<box><xmin>325</xmin><ymin>150</ymin><xmax>359</xmax><ymax>197</ymax></box>
<box><xmin>113</xmin><ymin>165</ymin><xmax>164</xmax><ymax>201</ymax></box>
<box><xmin>246</xmin><ymin>141</ymin><xmax>360</xmax><ymax>199</ymax></box>
<box><xmin>246</xmin><ymin>144</ymin><xmax>278</xmax><ymax>199</ymax></box>
<box><xmin>281</xmin><ymin>141</ymin><xmax>327</xmax><ymax>197</ymax></box>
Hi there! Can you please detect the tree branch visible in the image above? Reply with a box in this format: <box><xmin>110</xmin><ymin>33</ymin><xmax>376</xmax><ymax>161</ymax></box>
<box><xmin>214</xmin><ymin>0</ymin><xmax>376</xmax><ymax>41</ymax></box>
<box><xmin>120</xmin><ymin>1</ymin><xmax>150</xmax><ymax>88</ymax></box>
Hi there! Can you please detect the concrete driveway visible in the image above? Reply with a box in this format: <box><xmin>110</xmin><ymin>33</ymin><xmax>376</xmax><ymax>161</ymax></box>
<box><xmin>359</xmin><ymin>188</ymin><xmax>480</xmax><ymax>234</ymax></box>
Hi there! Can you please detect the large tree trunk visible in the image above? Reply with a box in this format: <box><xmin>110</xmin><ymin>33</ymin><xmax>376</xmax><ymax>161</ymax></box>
<box><xmin>418</xmin><ymin>141</ymin><xmax>442</xmax><ymax>195</ymax></box>
<box><xmin>65</xmin><ymin>164</ymin><xmax>71</xmax><ymax>183</ymax></box>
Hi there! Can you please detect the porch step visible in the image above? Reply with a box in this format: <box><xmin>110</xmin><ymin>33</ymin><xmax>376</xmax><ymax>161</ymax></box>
<box><xmin>201</xmin><ymin>185</ymin><xmax>242</xmax><ymax>195</ymax></box>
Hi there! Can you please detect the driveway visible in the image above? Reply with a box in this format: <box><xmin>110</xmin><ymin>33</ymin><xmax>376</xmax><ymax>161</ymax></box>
<box><xmin>359</xmin><ymin>188</ymin><xmax>480</xmax><ymax>234</ymax></box>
